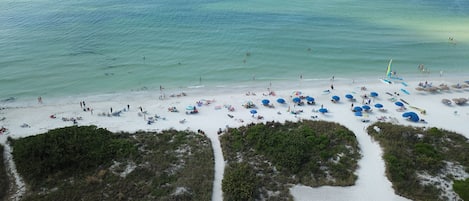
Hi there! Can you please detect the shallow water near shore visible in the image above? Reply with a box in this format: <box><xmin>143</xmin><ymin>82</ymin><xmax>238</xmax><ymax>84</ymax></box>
<box><xmin>1</xmin><ymin>0</ymin><xmax>468</xmax><ymax>101</ymax></box>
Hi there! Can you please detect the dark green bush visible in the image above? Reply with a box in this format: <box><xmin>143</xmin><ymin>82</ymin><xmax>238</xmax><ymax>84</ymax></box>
<box><xmin>222</xmin><ymin>162</ymin><xmax>258</xmax><ymax>201</ymax></box>
<box><xmin>368</xmin><ymin>123</ymin><xmax>469</xmax><ymax>201</ymax></box>
<box><xmin>11</xmin><ymin>127</ymin><xmax>214</xmax><ymax>201</ymax></box>
<box><xmin>453</xmin><ymin>178</ymin><xmax>469</xmax><ymax>201</ymax></box>
<box><xmin>11</xmin><ymin>126</ymin><xmax>136</xmax><ymax>187</ymax></box>
<box><xmin>222</xmin><ymin>120</ymin><xmax>360</xmax><ymax>200</ymax></box>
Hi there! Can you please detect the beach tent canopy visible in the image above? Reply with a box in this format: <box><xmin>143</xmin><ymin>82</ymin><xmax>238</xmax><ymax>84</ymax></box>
<box><xmin>394</xmin><ymin>101</ymin><xmax>404</xmax><ymax>107</ymax></box>
<box><xmin>370</xmin><ymin>92</ymin><xmax>379</xmax><ymax>97</ymax></box>
<box><xmin>306</xmin><ymin>96</ymin><xmax>315</xmax><ymax>102</ymax></box>
<box><xmin>261</xmin><ymin>99</ymin><xmax>270</xmax><ymax>105</ymax></box>
<box><xmin>362</xmin><ymin>105</ymin><xmax>371</xmax><ymax>111</ymax></box>
<box><xmin>353</xmin><ymin>106</ymin><xmax>363</xmax><ymax>112</ymax></box>
<box><xmin>319</xmin><ymin>108</ymin><xmax>328</xmax><ymax>113</ymax></box>
<box><xmin>355</xmin><ymin>111</ymin><xmax>363</xmax><ymax>116</ymax></box>
<box><xmin>345</xmin><ymin>94</ymin><xmax>354</xmax><ymax>99</ymax></box>
<box><xmin>332</xmin><ymin>95</ymin><xmax>340</xmax><ymax>101</ymax></box>
<box><xmin>186</xmin><ymin>105</ymin><xmax>196</xmax><ymax>110</ymax></box>
<box><xmin>293</xmin><ymin>97</ymin><xmax>301</xmax><ymax>103</ymax></box>
<box><xmin>402</xmin><ymin>112</ymin><xmax>419</xmax><ymax>122</ymax></box>
<box><xmin>374</xmin><ymin>103</ymin><xmax>383</xmax><ymax>108</ymax></box>
<box><xmin>250</xmin><ymin>109</ymin><xmax>257</xmax><ymax>114</ymax></box>
<box><xmin>277</xmin><ymin>98</ymin><xmax>286</xmax><ymax>104</ymax></box>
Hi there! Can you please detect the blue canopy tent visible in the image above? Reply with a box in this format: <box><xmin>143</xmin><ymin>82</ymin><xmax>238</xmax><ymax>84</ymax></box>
<box><xmin>395</xmin><ymin>101</ymin><xmax>404</xmax><ymax>107</ymax></box>
<box><xmin>319</xmin><ymin>108</ymin><xmax>328</xmax><ymax>113</ymax></box>
<box><xmin>332</xmin><ymin>95</ymin><xmax>340</xmax><ymax>102</ymax></box>
<box><xmin>370</xmin><ymin>92</ymin><xmax>379</xmax><ymax>97</ymax></box>
<box><xmin>261</xmin><ymin>99</ymin><xmax>270</xmax><ymax>105</ymax></box>
<box><xmin>374</xmin><ymin>103</ymin><xmax>383</xmax><ymax>108</ymax></box>
<box><xmin>353</xmin><ymin>106</ymin><xmax>363</xmax><ymax>112</ymax></box>
<box><xmin>345</xmin><ymin>94</ymin><xmax>354</xmax><ymax>99</ymax></box>
<box><xmin>362</xmin><ymin>105</ymin><xmax>371</xmax><ymax>111</ymax></box>
<box><xmin>402</xmin><ymin>112</ymin><xmax>419</xmax><ymax>122</ymax></box>
<box><xmin>277</xmin><ymin>98</ymin><xmax>286</xmax><ymax>104</ymax></box>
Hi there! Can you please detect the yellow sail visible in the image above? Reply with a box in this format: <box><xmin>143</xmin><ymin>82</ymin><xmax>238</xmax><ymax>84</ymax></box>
<box><xmin>386</xmin><ymin>59</ymin><xmax>392</xmax><ymax>78</ymax></box>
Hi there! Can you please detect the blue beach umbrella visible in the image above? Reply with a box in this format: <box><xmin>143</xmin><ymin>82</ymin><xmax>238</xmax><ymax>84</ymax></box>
<box><xmin>332</xmin><ymin>95</ymin><xmax>340</xmax><ymax>101</ymax></box>
<box><xmin>402</xmin><ymin>112</ymin><xmax>419</xmax><ymax>122</ymax></box>
<box><xmin>277</xmin><ymin>98</ymin><xmax>286</xmax><ymax>104</ymax></box>
<box><xmin>261</xmin><ymin>99</ymin><xmax>270</xmax><ymax>105</ymax></box>
<box><xmin>306</xmin><ymin>96</ymin><xmax>315</xmax><ymax>102</ymax></box>
<box><xmin>370</xmin><ymin>92</ymin><xmax>379</xmax><ymax>97</ymax></box>
<box><xmin>319</xmin><ymin>108</ymin><xmax>328</xmax><ymax>113</ymax></box>
<box><xmin>395</xmin><ymin>101</ymin><xmax>404</xmax><ymax>107</ymax></box>
<box><xmin>353</xmin><ymin>106</ymin><xmax>363</xmax><ymax>112</ymax></box>
<box><xmin>362</xmin><ymin>105</ymin><xmax>371</xmax><ymax>111</ymax></box>
<box><xmin>355</xmin><ymin>111</ymin><xmax>363</xmax><ymax>116</ymax></box>
<box><xmin>374</xmin><ymin>103</ymin><xmax>383</xmax><ymax>108</ymax></box>
<box><xmin>293</xmin><ymin>97</ymin><xmax>301</xmax><ymax>103</ymax></box>
<box><xmin>250</xmin><ymin>109</ymin><xmax>257</xmax><ymax>115</ymax></box>
<box><xmin>345</xmin><ymin>94</ymin><xmax>354</xmax><ymax>99</ymax></box>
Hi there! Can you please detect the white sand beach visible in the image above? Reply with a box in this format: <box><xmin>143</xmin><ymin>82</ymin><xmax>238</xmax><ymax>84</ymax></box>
<box><xmin>1</xmin><ymin>77</ymin><xmax>468</xmax><ymax>201</ymax></box>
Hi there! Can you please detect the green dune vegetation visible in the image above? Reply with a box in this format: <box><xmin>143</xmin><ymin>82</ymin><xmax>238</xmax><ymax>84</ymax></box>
<box><xmin>367</xmin><ymin>122</ymin><xmax>469</xmax><ymax>201</ymax></box>
<box><xmin>221</xmin><ymin>120</ymin><xmax>361</xmax><ymax>201</ymax></box>
<box><xmin>0</xmin><ymin>144</ymin><xmax>8</xmax><ymax>201</ymax></box>
<box><xmin>8</xmin><ymin>126</ymin><xmax>214</xmax><ymax>201</ymax></box>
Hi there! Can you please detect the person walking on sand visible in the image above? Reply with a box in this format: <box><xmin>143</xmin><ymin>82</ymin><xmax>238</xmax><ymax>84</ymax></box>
<box><xmin>110</xmin><ymin>107</ymin><xmax>113</xmax><ymax>113</ymax></box>
<box><xmin>127</xmin><ymin>104</ymin><xmax>130</xmax><ymax>110</ymax></box>
<box><xmin>330</xmin><ymin>84</ymin><xmax>334</xmax><ymax>90</ymax></box>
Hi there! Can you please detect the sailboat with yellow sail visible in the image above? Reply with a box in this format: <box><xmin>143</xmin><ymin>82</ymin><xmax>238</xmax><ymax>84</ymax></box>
<box><xmin>380</xmin><ymin>59</ymin><xmax>404</xmax><ymax>84</ymax></box>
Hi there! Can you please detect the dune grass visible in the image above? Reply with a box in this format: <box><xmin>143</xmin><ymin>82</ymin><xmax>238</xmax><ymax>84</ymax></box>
<box><xmin>221</xmin><ymin>120</ymin><xmax>361</xmax><ymax>200</ymax></box>
<box><xmin>0</xmin><ymin>144</ymin><xmax>8</xmax><ymax>201</ymax></box>
<box><xmin>9</xmin><ymin>126</ymin><xmax>214</xmax><ymax>201</ymax></box>
<box><xmin>367</xmin><ymin>122</ymin><xmax>469</xmax><ymax>201</ymax></box>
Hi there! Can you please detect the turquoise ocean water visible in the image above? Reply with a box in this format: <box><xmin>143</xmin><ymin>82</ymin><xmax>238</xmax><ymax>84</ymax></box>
<box><xmin>1</xmin><ymin>0</ymin><xmax>469</xmax><ymax>102</ymax></box>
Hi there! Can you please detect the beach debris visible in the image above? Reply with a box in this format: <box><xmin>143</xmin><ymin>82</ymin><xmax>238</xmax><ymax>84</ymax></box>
<box><xmin>168</xmin><ymin>106</ymin><xmax>179</xmax><ymax>112</ymax></box>
<box><xmin>451</xmin><ymin>83</ymin><xmax>469</xmax><ymax>89</ymax></box>
<box><xmin>441</xmin><ymin>99</ymin><xmax>452</xmax><ymax>106</ymax></box>
<box><xmin>438</xmin><ymin>84</ymin><xmax>450</xmax><ymax>91</ymax></box>
<box><xmin>243</xmin><ymin>101</ymin><xmax>256</xmax><ymax>109</ymax></box>
<box><xmin>224</xmin><ymin>104</ymin><xmax>235</xmax><ymax>111</ymax></box>
<box><xmin>452</xmin><ymin>98</ymin><xmax>468</xmax><ymax>105</ymax></box>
